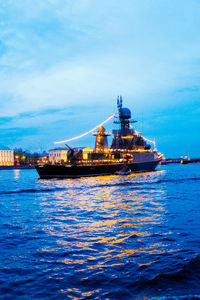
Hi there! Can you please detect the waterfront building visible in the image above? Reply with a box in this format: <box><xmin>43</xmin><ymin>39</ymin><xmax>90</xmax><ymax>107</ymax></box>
<box><xmin>38</xmin><ymin>153</ymin><xmax>49</xmax><ymax>165</ymax></box>
<box><xmin>0</xmin><ymin>145</ymin><xmax>14</xmax><ymax>166</ymax></box>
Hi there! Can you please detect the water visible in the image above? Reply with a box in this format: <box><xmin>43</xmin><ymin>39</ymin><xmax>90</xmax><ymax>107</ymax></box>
<box><xmin>0</xmin><ymin>164</ymin><xmax>200</xmax><ymax>299</ymax></box>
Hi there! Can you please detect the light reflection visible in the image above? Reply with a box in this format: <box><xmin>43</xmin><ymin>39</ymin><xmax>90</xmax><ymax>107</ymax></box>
<box><xmin>14</xmin><ymin>169</ymin><xmax>20</xmax><ymax>179</ymax></box>
<box><xmin>38</xmin><ymin>169</ymin><xmax>168</xmax><ymax>275</ymax></box>
<box><xmin>62</xmin><ymin>287</ymin><xmax>101</xmax><ymax>299</ymax></box>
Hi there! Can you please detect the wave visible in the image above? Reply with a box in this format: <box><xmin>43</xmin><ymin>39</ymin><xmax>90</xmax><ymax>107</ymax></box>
<box><xmin>149</xmin><ymin>295</ymin><xmax>200</xmax><ymax>299</ymax></box>
<box><xmin>90</xmin><ymin>177</ymin><xmax>200</xmax><ymax>190</ymax></box>
<box><xmin>0</xmin><ymin>187</ymin><xmax>66</xmax><ymax>195</ymax></box>
<box><xmin>134</xmin><ymin>255</ymin><xmax>200</xmax><ymax>293</ymax></box>
<box><xmin>154</xmin><ymin>177</ymin><xmax>200</xmax><ymax>184</ymax></box>
<box><xmin>1</xmin><ymin>177</ymin><xmax>199</xmax><ymax>195</ymax></box>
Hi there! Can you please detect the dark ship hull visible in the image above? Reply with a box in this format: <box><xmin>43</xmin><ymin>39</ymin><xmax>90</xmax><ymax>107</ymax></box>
<box><xmin>35</xmin><ymin>159</ymin><xmax>160</xmax><ymax>179</ymax></box>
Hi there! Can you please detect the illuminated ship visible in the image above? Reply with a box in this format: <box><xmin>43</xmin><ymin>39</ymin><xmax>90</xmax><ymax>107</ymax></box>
<box><xmin>35</xmin><ymin>97</ymin><xmax>163</xmax><ymax>178</ymax></box>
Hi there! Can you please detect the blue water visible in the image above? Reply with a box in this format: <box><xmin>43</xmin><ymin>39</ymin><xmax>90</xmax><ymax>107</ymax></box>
<box><xmin>0</xmin><ymin>164</ymin><xmax>200</xmax><ymax>299</ymax></box>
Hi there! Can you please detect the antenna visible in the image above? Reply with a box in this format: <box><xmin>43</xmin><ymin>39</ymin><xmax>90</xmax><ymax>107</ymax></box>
<box><xmin>117</xmin><ymin>95</ymin><xmax>123</xmax><ymax>116</ymax></box>
<box><xmin>120</xmin><ymin>95</ymin><xmax>123</xmax><ymax>107</ymax></box>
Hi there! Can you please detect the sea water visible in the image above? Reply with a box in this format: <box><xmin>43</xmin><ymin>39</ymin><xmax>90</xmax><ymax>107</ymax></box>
<box><xmin>0</xmin><ymin>164</ymin><xmax>200</xmax><ymax>299</ymax></box>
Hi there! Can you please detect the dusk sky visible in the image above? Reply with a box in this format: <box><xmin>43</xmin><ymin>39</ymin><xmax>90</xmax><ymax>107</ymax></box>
<box><xmin>0</xmin><ymin>0</ymin><xmax>200</xmax><ymax>157</ymax></box>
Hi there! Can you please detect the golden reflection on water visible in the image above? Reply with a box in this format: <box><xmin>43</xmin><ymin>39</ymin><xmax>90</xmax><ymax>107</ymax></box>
<box><xmin>40</xmin><ymin>170</ymin><xmax>168</xmax><ymax>273</ymax></box>
<box><xmin>63</xmin><ymin>287</ymin><xmax>100</xmax><ymax>299</ymax></box>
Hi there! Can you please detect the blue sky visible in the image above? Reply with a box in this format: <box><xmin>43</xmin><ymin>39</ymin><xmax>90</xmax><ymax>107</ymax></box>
<box><xmin>0</xmin><ymin>0</ymin><xmax>200</xmax><ymax>157</ymax></box>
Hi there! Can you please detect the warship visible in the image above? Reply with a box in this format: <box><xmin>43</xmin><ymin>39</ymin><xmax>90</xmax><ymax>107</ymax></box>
<box><xmin>35</xmin><ymin>97</ymin><xmax>163</xmax><ymax>178</ymax></box>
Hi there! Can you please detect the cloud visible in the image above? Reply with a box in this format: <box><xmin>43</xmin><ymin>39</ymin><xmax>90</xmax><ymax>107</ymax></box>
<box><xmin>0</xmin><ymin>0</ymin><xmax>200</xmax><ymax>154</ymax></box>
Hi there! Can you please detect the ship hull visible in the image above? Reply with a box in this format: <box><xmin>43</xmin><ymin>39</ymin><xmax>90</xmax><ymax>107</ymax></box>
<box><xmin>35</xmin><ymin>160</ymin><xmax>160</xmax><ymax>179</ymax></box>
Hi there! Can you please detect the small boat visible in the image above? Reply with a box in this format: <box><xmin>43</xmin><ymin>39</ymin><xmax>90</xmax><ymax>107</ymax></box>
<box><xmin>115</xmin><ymin>166</ymin><xmax>131</xmax><ymax>175</ymax></box>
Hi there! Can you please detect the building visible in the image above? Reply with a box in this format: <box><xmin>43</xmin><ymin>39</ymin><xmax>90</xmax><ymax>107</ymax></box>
<box><xmin>37</xmin><ymin>153</ymin><xmax>49</xmax><ymax>165</ymax></box>
<box><xmin>48</xmin><ymin>148</ymin><xmax>68</xmax><ymax>163</ymax></box>
<box><xmin>0</xmin><ymin>145</ymin><xmax>14</xmax><ymax>166</ymax></box>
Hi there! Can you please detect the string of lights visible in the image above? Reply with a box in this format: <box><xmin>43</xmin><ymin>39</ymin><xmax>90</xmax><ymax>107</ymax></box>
<box><xmin>54</xmin><ymin>113</ymin><xmax>117</xmax><ymax>145</ymax></box>
<box><xmin>136</xmin><ymin>131</ymin><xmax>156</xmax><ymax>148</ymax></box>
<box><xmin>54</xmin><ymin>112</ymin><xmax>156</xmax><ymax>148</ymax></box>
<box><xmin>141</xmin><ymin>135</ymin><xmax>156</xmax><ymax>148</ymax></box>
<box><xmin>130</xmin><ymin>125</ymin><xmax>156</xmax><ymax>148</ymax></box>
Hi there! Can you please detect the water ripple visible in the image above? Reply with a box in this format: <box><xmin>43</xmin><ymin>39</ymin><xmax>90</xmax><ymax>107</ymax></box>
<box><xmin>0</xmin><ymin>165</ymin><xmax>200</xmax><ymax>299</ymax></box>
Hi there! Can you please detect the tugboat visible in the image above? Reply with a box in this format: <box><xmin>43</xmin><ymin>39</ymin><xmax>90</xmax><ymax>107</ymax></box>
<box><xmin>35</xmin><ymin>97</ymin><xmax>163</xmax><ymax>178</ymax></box>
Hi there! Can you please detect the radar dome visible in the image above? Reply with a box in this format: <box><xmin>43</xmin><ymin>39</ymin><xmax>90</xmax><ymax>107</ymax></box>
<box><xmin>121</xmin><ymin>107</ymin><xmax>131</xmax><ymax>119</ymax></box>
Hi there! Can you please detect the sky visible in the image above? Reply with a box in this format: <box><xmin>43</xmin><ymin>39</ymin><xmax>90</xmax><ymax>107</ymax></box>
<box><xmin>0</xmin><ymin>0</ymin><xmax>200</xmax><ymax>157</ymax></box>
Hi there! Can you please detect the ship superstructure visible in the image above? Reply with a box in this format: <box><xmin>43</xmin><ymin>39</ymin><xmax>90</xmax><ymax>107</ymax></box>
<box><xmin>35</xmin><ymin>97</ymin><xmax>162</xmax><ymax>178</ymax></box>
<box><xmin>111</xmin><ymin>96</ymin><xmax>150</xmax><ymax>151</ymax></box>
<box><xmin>88</xmin><ymin>96</ymin><xmax>156</xmax><ymax>163</ymax></box>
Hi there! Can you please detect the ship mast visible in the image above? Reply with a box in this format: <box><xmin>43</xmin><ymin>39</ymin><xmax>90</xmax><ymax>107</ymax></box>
<box><xmin>112</xmin><ymin>96</ymin><xmax>137</xmax><ymax>150</ymax></box>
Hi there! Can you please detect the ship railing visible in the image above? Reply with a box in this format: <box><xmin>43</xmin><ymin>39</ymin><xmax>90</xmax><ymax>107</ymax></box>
<box><xmin>74</xmin><ymin>159</ymin><xmax>127</xmax><ymax>166</ymax></box>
